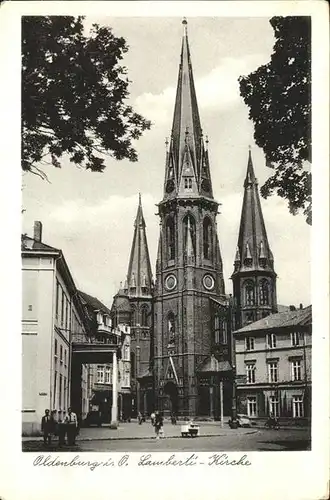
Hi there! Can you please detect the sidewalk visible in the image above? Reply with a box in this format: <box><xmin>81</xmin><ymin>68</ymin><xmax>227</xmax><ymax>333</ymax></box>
<box><xmin>22</xmin><ymin>421</ymin><xmax>258</xmax><ymax>443</ymax></box>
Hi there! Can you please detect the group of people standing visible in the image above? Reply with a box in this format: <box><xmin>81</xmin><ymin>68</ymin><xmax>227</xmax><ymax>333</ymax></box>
<box><xmin>41</xmin><ymin>407</ymin><xmax>78</xmax><ymax>447</ymax></box>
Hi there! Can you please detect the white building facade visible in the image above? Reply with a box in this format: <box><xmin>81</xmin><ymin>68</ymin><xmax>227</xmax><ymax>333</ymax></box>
<box><xmin>22</xmin><ymin>222</ymin><xmax>90</xmax><ymax>435</ymax></box>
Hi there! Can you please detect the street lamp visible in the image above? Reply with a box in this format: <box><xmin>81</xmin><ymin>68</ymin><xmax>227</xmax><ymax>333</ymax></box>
<box><xmin>110</xmin><ymin>348</ymin><xmax>118</xmax><ymax>429</ymax></box>
<box><xmin>136</xmin><ymin>345</ymin><xmax>140</xmax><ymax>416</ymax></box>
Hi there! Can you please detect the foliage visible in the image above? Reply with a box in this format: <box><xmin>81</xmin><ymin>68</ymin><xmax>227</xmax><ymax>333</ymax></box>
<box><xmin>22</xmin><ymin>16</ymin><xmax>151</xmax><ymax>177</ymax></box>
<box><xmin>239</xmin><ymin>16</ymin><xmax>311</xmax><ymax>224</ymax></box>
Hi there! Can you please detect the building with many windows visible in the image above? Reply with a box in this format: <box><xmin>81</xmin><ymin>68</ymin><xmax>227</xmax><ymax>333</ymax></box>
<box><xmin>22</xmin><ymin>222</ymin><xmax>91</xmax><ymax>434</ymax></box>
<box><xmin>234</xmin><ymin>305</ymin><xmax>312</xmax><ymax>421</ymax></box>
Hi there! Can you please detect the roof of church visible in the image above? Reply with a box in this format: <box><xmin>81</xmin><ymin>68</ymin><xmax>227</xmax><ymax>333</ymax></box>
<box><xmin>162</xmin><ymin>19</ymin><xmax>214</xmax><ymax>201</ymax></box>
<box><xmin>111</xmin><ymin>291</ymin><xmax>131</xmax><ymax>312</ymax></box>
<box><xmin>234</xmin><ymin>305</ymin><xmax>312</xmax><ymax>334</ymax></box>
<box><xmin>78</xmin><ymin>290</ymin><xmax>111</xmax><ymax>316</ymax></box>
<box><xmin>125</xmin><ymin>194</ymin><xmax>153</xmax><ymax>297</ymax></box>
<box><xmin>232</xmin><ymin>149</ymin><xmax>275</xmax><ymax>277</ymax></box>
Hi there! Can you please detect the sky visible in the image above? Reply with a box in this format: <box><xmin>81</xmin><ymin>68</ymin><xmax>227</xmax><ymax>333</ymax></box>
<box><xmin>22</xmin><ymin>16</ymin><xmax>311</xmax><ymax>309</ymax></box>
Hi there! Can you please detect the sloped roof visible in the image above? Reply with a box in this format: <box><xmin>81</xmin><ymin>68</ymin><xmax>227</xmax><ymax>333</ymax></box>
<box><xmin>231</xmin><ymin>149</ymin><xmax>275</xmax><ymax>277</ymax></box>
<box><xmin>234</xmin><ymin>305</ymin><xmax>312</xmax><ymax>334</ymax></box>
<box><xmin>78</xmin><ymin>290</ymin><xmax>111</xmax><ymax>316</ymax></box>
<box><xmin>21</xmin><ymin>235</ymin><xmax>60</xmax><ymax>253</ymax></box>
<box><xmin>111</xmin><ymin>291</ymin><xmax>131</xmax><ymax>313</ymax></box>
<box><xmin>126</xmin><ymin>194</ymin><xmax>153</xmax><ymax>296</ymax></box>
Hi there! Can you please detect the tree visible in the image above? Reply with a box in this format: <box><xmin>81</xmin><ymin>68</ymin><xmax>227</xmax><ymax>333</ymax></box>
<box><xmin>22</xmin><ymin>16</ymin><xmax>151</xmax><ymax>178</ymax></box>
<box><xmin>239</xmin><ymin>17</ymin><xmax>311</xmax><ymax>224</ymax></box>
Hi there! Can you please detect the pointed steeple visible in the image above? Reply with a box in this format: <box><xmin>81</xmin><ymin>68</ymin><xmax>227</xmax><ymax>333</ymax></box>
<box><xmin>126</xmin><ymin>194</ymin><xmax>153</xmax><ymax>297</ymax></box>
<box><xmin>163</xmin><ymin>19</ymin><xmax>214</xmax><ymax>200</ymax></box>
<box><xmin>232</xmin><ymin>149</ymin><xmax>275</xmax><ymax>275</ymax></box>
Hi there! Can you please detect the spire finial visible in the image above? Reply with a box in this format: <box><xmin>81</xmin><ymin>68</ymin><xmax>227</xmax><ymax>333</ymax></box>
<box><xmin>138</xmin><ymin>192</ymin><xmax>142</xmax><ymax>206</ymax></box>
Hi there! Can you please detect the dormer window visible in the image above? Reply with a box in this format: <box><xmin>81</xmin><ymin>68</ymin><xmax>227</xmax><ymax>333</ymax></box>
<box><xmin>184</xmin><ymin>178</ymin><xmax>193</xmax><ymax>190</ymax></box>
<box><xmin>244</xmin><ymin>243</ymin><xmax>252</xmax><ymax>266</ymax></box>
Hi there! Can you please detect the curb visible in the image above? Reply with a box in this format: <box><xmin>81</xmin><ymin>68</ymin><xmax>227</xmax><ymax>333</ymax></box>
<box><xmin>22</xmin><ymin>426</ymin><xmax>309</xmax><ymax>442</ymax></box>
<box><xmin>23</xmin><ymin>430</ymin><xmax>259</xmax><ymax>444</ymax></box>
<box><xmin>78</xmin><ymin>430</ymin><xmax>259</xmax><ymax>442</ymax></box>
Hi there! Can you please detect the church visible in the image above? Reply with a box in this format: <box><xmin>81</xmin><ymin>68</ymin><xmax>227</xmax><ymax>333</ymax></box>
<box><xmin>111</xmin><ymin>19</ymin><xmax>278</xmax><ymax>419</ymax></box>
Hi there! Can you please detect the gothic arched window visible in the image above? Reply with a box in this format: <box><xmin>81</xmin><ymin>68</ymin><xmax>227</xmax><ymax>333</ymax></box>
<box><xmin>203</xmin><ymin>217</ymin><xmax>213</xmax><ymax>260</ymax></box>
<box><xmin>166</xmin><ymin>217</ymin><xmax>175</xmax><ymax>261</ymax></box>
<box><xmin>214</xmin><ymin>315</ymin><xmax>220</xmax><ymax>344</ymax></box>
<box><xmin>183</xmin><ymin>214</ymin><xmax>196</xmax><ymax>256</ymax></box>
<box><xmin>167</xmin><ymin>312</ymin><xmax>175</xmax><ymax>346</ymax></box>
<box><xmin>141</xmin><ymin>305</ymin><xmax>148</xmax><ymax>326</ymax></box>
<box><xmin>259</xmin><ymin>280</ymin><xmax>269</xmax><ymax>305</ymax></box>
<box><xmin>131</xmin><ymin>306</ymin><xmax>137</xmax><ymax>326</ymax></box>
<box><xmin>245</xmin><ymin>281</ymin><xmax>255</xmax><ymax>306</ymax></box>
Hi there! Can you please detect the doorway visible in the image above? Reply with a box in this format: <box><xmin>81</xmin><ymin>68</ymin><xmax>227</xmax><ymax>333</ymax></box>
<box><xmin>163</xmin><ymin>381</ymin><xmax>178</xmax><ymax>415</ymax></box>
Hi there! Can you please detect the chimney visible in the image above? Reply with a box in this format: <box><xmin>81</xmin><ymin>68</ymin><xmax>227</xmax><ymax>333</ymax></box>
<box><xmin>299</xmin><ymin>303</ymin><xmax>303</xmax><ymax>310</ymax></box>
<box><xmin>33</xmin><ymin>221</ymin><xmax>42</xmax><ymax>242</ymax></box>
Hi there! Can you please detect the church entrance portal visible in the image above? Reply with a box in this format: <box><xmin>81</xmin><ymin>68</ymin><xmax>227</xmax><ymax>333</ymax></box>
<box><xmin>163</xmin><ymin>381</ymin><xmax>178</xmax><ymax>415</ymax></box>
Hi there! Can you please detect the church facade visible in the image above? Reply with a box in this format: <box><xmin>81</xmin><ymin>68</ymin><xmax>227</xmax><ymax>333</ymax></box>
<box><xmin>111</xmin><ymin>20</ymin><xmax>278</xmax><ymax>419</ymax></box>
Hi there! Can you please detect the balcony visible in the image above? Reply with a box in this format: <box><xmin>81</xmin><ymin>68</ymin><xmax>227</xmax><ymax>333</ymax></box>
<box><xmin>72</xmin><ymin>332</ymin><xmax>120</xmax><ymax>345</ymax></box>
<box><xmin>72</xmin><ymin>332</ymin><xmax>120</xmax><ymax>364</ymax></box>
<box><xmin>97</xmin><ymin>323</ymin><xmax>113</xmax><ymax>335</ymax></box>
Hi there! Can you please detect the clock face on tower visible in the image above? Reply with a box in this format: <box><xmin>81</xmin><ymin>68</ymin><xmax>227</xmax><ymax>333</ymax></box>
<box><xmin>203</xmin><ymin>274</ymin><xmax>215</xmax><ymax>291</ymax></box>
<box><xmin>165</xmin><ymin>274</ymin><xmax>177</xmax><ymax>291</ymax></box>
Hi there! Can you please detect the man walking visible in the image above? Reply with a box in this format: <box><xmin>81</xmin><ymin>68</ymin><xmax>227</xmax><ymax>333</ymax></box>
<box><xmin>41</xmin><ymin>409</ymin><xmax>55</xmax><ymax>446</ymax></box>
<box><xmin>154</xmin><ymin>411</ymin><xmax>164</xmax><ymax>440</ymax></box>
<box><xmin>64</xmin><ymin>407</ymin><xmax>78</xmax><ymax>446</ymax></box>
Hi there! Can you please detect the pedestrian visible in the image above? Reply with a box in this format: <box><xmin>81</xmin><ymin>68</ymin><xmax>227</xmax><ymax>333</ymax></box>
<box><xmin>64</xmin><ymin>407</ymin><xmax>78</xmax><ymax>445</ymax></box>
<box><xmin>41</xmin><ymin>409</ymin><xmax>55</xmax><ymax>446</ymax></box>
<box><xmin>57</xmin><ymin>412</ymin><xmax>66</xmax><ymax>447</ymax></box>
<box><xmin>154</xmin><ymin>411</ymin><xmax>164</xmax><ymax>440</ymax></box>
<box><xmin>150</xmin><ymin>411</ymin><xmax>156</xmax><ymax>426</ymax></box>
<box><xmin>138</xmin><ymin>411</ymin><xmax>143</xmax><ymax>425</ymax></box>
<box><xmin>171</xmin><ymin>412</ymin><xmax>177</xmax><ymax>425</ymax></box>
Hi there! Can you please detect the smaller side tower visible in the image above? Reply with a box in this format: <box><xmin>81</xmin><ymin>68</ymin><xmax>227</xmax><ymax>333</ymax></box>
<box><xmin>231</xmin><ymin>149</ymin><xmax>277</xmax><ymax>329</ymax></box>
<box><xmin>112</xmin><ymin>194</ymin><xmax>154</xmax><ymax>417</ymax></box>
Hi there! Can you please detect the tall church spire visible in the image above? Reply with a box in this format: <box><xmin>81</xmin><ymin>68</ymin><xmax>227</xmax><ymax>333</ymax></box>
<box><xmin>126</xmin><ymin>194</ymin><xmax>153</xmax><ymax>297</ymax></box>
<box><xmin>163</xmin><ymin>19</ymin><xmax>214</xmax><ymax>200</ymax></box>
<box><xmin>233</xmin><ymin>149</ymin><xmax>275</xmax><ymax>273</ymax></box>
<box><xmin>232</xmin><ymin>149</ymin><xmax>277</xmax><ymax>327</ymax></box>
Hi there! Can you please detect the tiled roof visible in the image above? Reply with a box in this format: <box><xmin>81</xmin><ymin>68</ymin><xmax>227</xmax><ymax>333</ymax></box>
<box><xmin>234</xmin><ymin>305</ymin><xmax>312</xmax><ymax>334</ymax></box>
<box><xmin>21</xmin><ymin>235</ymin><xmax>60</xmax><ymax>253</ymax></box>
<box><xmin>78</xmin><ymin>290</ymin><xmax>111</xmax><ymax>315</ymax></box>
